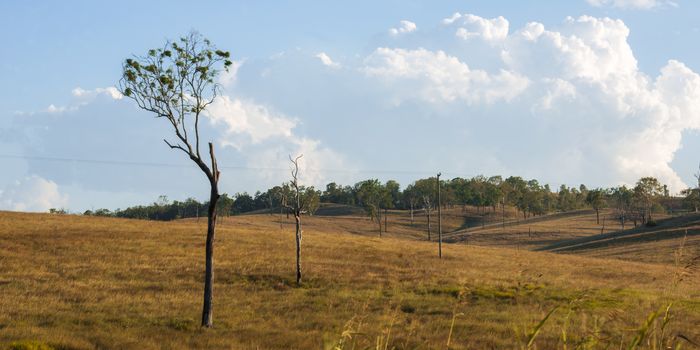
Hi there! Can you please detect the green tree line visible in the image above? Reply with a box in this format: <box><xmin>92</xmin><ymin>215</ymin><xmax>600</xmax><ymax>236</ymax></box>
<box><xmin>80</xmin><ymin>174</ymin><xmax>696</xmax><ymax>228</ymax></box>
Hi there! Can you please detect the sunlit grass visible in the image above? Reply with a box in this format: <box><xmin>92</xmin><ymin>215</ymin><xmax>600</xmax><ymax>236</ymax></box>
<box><xmin>0</xmin><ymin>211</ymin><xmax>698</xmax><ymax>349</ymax></box>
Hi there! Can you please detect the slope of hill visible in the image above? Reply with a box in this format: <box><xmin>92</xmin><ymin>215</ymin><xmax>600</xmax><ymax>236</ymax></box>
<box><xmin>0</xmin><ymin>211</ymin><xmax>698</xmax><ymax>349</ymax></box>
<box><xmin>539</xmin><ymin>213</ymin><xmax>700</xmax><ymax>265</ymax></box>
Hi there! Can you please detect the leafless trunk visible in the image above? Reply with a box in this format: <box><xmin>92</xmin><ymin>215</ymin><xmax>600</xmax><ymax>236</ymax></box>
<box><xmin>427</xmin><ymin>208</ymin><xmax>432</xmax><ymax>241</ymax></box>
<box><xmin>377</xmin><ymin>206</ymin><xmax>382</xmax><ymax>237</ymax></box>
<box><xmin>410</xmin><ymin>202</ymin><xmax>414</xmax><ymax>224</ymax></box>
<box><xmin>437</xmin><ymin>173</ymin><xmax>442</xmax><ymax>259</ymax></box>
<box><xmin>200</xmin><ymin>143</ymin><xmax>220</xmax><ymax>328</ymax></box>
<box><xmin>384</xmin><ymin>208</ymin><xmax>388</xmax><ymax>233</ymax></box>
<box><xmin>501</xmin><ymin>201</ymin><xmax>506</xmax><ymax>231</ymax></box>
<box><xmin>294</xmin><ymin>212</ymin><xmax>301</xmax><ymax>285</ymax></box>
<box><xmin>595</xmin><ymin>208</ymin><xmax>600</xmax><ymax>225</ymax></box>
<box><xmin>620</xmin><ymin>212</ymin><xmax>625</xmax><ymax>230</ymax></box>
<box><xmin>286</xmin><ymin>155</ymin><xmax>305</xmax><ymax>286</ymax></box>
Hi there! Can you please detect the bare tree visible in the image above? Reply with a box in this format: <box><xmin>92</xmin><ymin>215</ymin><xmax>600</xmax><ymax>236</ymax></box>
<box><xmin>118</xmin><ymin>32</ymin><xmax>231</xmax><ymax>328</ymax></box>
<box><xmin>423</xmin><ymin>195</ymin><xmax>432</xmax><ymax>241</ymax></box>
<box><xmin>437</xmin><ymin>172</ymin><xmax>443</xmax><ymax>259</ymax></box>
<box><xmin>284</xmin><ymin>155</ymin><xmax>306</xmax><ymax>285</ymax></box>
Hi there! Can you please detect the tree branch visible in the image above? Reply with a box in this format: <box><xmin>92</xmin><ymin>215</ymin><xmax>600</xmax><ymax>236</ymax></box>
<box><xmin>163</xmin><ymin>139</ymin><xmax>190</xmax><ymax>156</ymax></box>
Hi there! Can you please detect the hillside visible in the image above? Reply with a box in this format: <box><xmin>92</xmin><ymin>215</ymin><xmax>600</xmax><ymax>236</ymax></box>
<box><xmin>539</xmin><ymin>213</ymin><xmax>700</xmax><ymax>265</ymax></box>
<box><xmin>1</xmin><ymin>211</ymin><xmax>698</xmax><ymax>349</ymax></box>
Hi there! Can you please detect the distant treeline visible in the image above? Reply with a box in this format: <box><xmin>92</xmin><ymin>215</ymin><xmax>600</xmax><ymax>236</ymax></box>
<box><xmin>80</xmin><ymin>175</ymin><xmax>699</xmax><ymax>226</ymax></box>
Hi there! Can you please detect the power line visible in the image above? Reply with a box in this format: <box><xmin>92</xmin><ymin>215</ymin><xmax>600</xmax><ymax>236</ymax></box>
<box><xmin>0</xmin><ymin>153</ymin><xmax>474</xmax><ymax>178</ymax></box>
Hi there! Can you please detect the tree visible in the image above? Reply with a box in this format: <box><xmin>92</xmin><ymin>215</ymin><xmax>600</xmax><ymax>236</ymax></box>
<box><xmin>413</xmin><ymin>178</ymin><xmax>437</xmax><ymax>240</ymax></box>
<box><xmin>633</xmin><ymin>177</ymin><xmax>664</xmax><ymax>224</ymax></box>
<box><xmin>284</xmin><ymin>155</ymin><xmax>307</xmax><ymax>285</ymax></box>
<box><xmin>611</xmin><ymin>186</ymin><xmax>633</xmax><ymax>229</ymax></box>
<box><xmin>682</xmin><ymin>163</ymin><xmax>700</xmax><ymax>212</ymax></box>
<box><xmin>382</xmin><ymin>180</ymin><xmax>400</xmax><ymax>232</ymax></box>
<box><xmin>585</xmin><ymin>189</ymin><xmax>607</xmax><ymax>224</ymax></box>
<box><xmin>355</xmin><ymin>179</ymin><xmax>384</xmax><ymax>236</ymax></box>
<box><xmin>300</xmin><ymin>187</ymin><xmax>321</xmax><ymax>216</ymax></box>
<box><xmin>403</xmin><ymin>184</ymin><xmax>420</xmax><ymax>224</ymax></box>
<box><xmin>118</xmin><ymin>31</ymin><xmax>232</xmax><ymax>328</ymax></box>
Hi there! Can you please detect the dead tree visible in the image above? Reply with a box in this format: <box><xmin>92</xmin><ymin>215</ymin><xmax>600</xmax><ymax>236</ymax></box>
<box><xmin>384</xmin><ymin>208</ymin><xmax>388</xmax><ymax>233</ymax></box>
<box><xmin>118</xmin><ymin>32</ymin><xmax>231</xmax><ymax>328</ymax></box>
<box><xmin>285</xmin><ymin>155</ymin><xmax>306</xmax><ymax>285</ymax></box>
<box><xmin>423</xmin><ymin>195</ymin><xmax>432</xmax><ymax>241</ymax></box>
<box><xmin>372</xmin><ymin>204</ymin><xmax>382</xmax><ymax>237</ymax></box>
<box><xmin>437</xmin><ymin>172</ymin><xmax>442</xmax><ymax>259</ymax></box>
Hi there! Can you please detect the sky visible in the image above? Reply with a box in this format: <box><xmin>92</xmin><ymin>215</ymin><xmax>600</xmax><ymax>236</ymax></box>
<box><xmin>2</xmin><ymin>0</ymin><xmax>700</xmax><ymax>212</ymax></box>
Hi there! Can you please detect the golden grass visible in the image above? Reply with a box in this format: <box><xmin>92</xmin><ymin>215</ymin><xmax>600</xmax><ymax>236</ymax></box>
<box><xmin>0</xmin><ymin>211</ymin><xmax>698</xmax><ymax>349</ymax></box>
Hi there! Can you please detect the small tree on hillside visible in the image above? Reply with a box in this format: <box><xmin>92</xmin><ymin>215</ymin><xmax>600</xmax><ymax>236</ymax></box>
<box><xmin>586</xmin><ymin>189</ymin><xmax>607</xmax><ymax>224</ymax></box>
<box><xmin>681</xmin><ymin>163</ymin><xmax>700</xmax><ymax>212</ymax></box>
<box><xmin>283</xmin><ymin>155</ymin><xmax>313</xmax><ymax>286</ymax></box>
<box><xmin>118</xmin><ymin>31</ymin><xmax>232</xmax><ymax>328</ymax></box>
<box><xmin>403</xmin><ymin>184</ymin><xmax>420</xmax><ymax>225</ymax></box>
<box><xmin>610</xmin><ymin>186</ymin><xmax>633</xmax><ymax>229</ymax></box>
<box><xmin>413</xmin><ymin>178</ymin><xmax>436</xmax><ymax>241</ymax></box>
<box><xmin>355</xmin><ymin>179</ymin><xmax>384</xmax><ymax>236</ymax></box>
<box><xmin>633</xmin><ymin>177</ymin><xmax>665</xmax><ymax>224</ymax></box>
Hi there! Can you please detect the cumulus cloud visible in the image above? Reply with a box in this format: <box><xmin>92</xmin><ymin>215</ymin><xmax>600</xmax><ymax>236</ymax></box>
<box><xmin>246</xmin><ymin>137</ymin><xmax>349</xmax><ymax>187</ymax></box>
<box><xmin>443</xmin><ymin>13</ymin><xmax>509</xmax><ymax>42</ymax></box>
<box><xmin>363</xmin><ymin>47</ymin><xmax>529</xmax><ymax>104</ymax></box>
<box><xmin>355</xmin><ymin>13</ymin><xmax>700</xmax><ymax>192</ymax></box>
<box><xmin>389</xmin><ymin>20</ymin><xmax>417</xmax><ymax>36</ymax></box>
<box><xmin>586</xmin><ymin>0</ymin><xmax>677</xmax><ymax>9</ymax></box>
<box><xmin>72</xmin><ymin>87</ymin><xmax>123</xmax><ymax>100</ymax></box>
<box><xmin>219</xmin><ymin>60</ymin><xmax>246</xmax><ymax>87</ymax></box>
<box><xmin>0</xmin><ymin>175</ymin><xmax>68</xmax><ymax>212</ymax></box>
<box><xmin>207</xmin><ymin>96</ymin><xmax>297</xmax><ymax>149</ymax></box>
<box><xmin>206</xmin><ymin>92</ymin><xmax>351</xmax><ymax>188</ymax></box>
<box><xmin>315</xmin><ymin>52</ymin><xmax>341</xmax><ymax>68</ymax></box>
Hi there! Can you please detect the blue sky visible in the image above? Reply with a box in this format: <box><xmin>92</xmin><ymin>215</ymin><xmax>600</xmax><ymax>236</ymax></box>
<box><xmin>1</xmin><ymin>0</ymin><xmax>700</xmax><ymax>212</ymax></box>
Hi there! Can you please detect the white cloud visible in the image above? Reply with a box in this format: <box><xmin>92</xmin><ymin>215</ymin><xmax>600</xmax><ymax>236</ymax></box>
<box><xmin>363</xmin><ymin>47</ymin><xmax>529</xmax><ymax>104</ymax></box>
<box><xmin>206</xmin><ymin>95</ymin><xmax>351</xmax><ymax>188</ymax></box>
<box><xmin>444</xmin><ymin>13</ymin><xmax>509</xmax><ymax>42</ymax></box>
<box><xmin>586</xmin><ymin>0</ymin><xmax>677</xmax><ymax>9</ymax></box>
<box><xmin>207</xmin><ymin>96</ymin><xmax>297</xmax><ymax>149</ymax></box>
<box><xmin>0</xmin><ymin>175</ymin><xmax>68</xmax><ymax>212</ymax></box>
<box><xmin>501</xmin><ymin>16</ymin><xmax>699</xmax><ymax>191</ymax></box>
<box><xmin>389</xmin><ymin>20</ymin><xmax>417</xmax><ymax>36</ymax></box>
<box><xmin>17</xmin><ymin>87</ymin><xmax>123</xmax><ymax>116</ymax></box>
<box><xmin>357</xmin><ymin>14</ymin><xmax>700</xmax><ymax>192</ymax></box>
<box><xmin>248</xmin><ymin>137</ymin><xmax>349</xmax><ymax>188</ymax></box>
<box><xmin>72</xmin><ymin>87</ymin><xmax>123</xmax><ymax>100</ymax></box>
<box><xmin>315</xmin><ymin>52</ymin><xmax>341</xmax><ymax>68</ymax></box>
<box><xmin>45</xmin><ymin>104</ymin><xmax>77</xmax><ymax>114</ymax></box>
<box><xmin>219</xmin><ymin>59</ymin><xmax>246</xmax><ymax>87</ymax></box>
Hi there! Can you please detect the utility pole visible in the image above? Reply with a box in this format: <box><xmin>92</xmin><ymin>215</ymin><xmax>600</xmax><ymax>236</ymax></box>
<box><xmin>437</xmin><ymin>172</ymin><xmax>442</xmax><ymax>259</ymax></box>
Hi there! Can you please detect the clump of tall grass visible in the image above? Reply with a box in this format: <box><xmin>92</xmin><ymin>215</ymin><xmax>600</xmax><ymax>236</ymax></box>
<box><xmin>521</xmin><ymin>231</ymin><xmax>700</xmax><ymax>349</ymax></box>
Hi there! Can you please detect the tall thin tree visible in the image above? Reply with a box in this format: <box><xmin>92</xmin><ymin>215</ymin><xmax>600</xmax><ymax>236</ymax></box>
<box><xmin>285</xmin><ymin>155</ymin><xmax>306</xmax><ymax>285</ymax></box>
<box><xmin>437</xmin><ymin>172</ymin><xmax>443</xmax><ymax>259</ymax></box>
<box><xmin>118</xmin><ymin>32</ymin><xmax>232</xmax><ymax>327</ymax></box>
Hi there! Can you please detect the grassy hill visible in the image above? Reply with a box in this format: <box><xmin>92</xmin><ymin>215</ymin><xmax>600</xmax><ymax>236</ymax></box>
<box><xmin>539</xmin><ymin>212</ymin><xmax>700</xmax><ymax>265</ymax></box>
<box><xmin>1</xmin><ymin>210</ymin><xmax>699</xmax><ymax>349</ymax></box>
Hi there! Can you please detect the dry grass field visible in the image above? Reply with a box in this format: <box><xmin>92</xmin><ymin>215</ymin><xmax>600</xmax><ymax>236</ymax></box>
<box><xmin>1</xmin><ymin>210</ymin><xmax>699</xmax><ymax>349</ymax></box>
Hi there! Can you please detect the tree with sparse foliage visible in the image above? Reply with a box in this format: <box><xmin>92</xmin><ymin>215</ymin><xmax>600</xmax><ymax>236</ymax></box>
<box><xmin>118</xmin><ymin>31</ymin><xmax>232</xmax><ymax>328</ymax></box>
<box><xmin>412</xmin><ymin>178</ymin><xmax>437</xmax><ymax>240</ymax></box>
<box><xmin>633</xmin><ymin>177</ymin><xmax>665</xmax><ymax>225</ymax></box>
<box><xmin>586</xmin><ymin>189</ymin><xmax>607</xmax><ymax>224</ymax></box>
<box><xmin>355</xmin><ymin>179</ymin><xmax>385</xmax><ymax>236</ymax></box>
<box><xmin>682</xmin><ymin>163</ymin><xmax>700</xmax><ymax>213</ymax></box>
